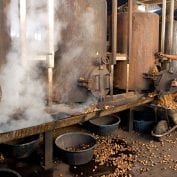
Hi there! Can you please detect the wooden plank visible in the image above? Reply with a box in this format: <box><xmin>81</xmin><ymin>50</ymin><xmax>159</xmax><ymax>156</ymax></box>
<box><xmin>44</xmin><ymin>131</ymin><xmax>53</xmax><ymax>169</ymax></box>
<box><xmin>138</xmin><ymin>0</ymin><xmax>170</xmax><ymax>4</ymax></box>
<box><xmin>0</xmin><ymin>96</ymin><xmax>153</xmax><ymax>143</ymax></box>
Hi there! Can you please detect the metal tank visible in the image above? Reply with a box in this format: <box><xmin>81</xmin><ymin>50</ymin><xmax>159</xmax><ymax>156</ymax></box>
<box><xmin>0</xmin><ymin>0</ymin><xmax>109</xmax><ymax>103</ymax></box>
<box><xmin>0</xmin><ymin>0</ymin><xmax>11</xmax><ymax>69</ymax></box>
<box><xmin>53</xmin><ymin>0</ymin><xmax>109</xmax><ymax>103</ymax></box>
<box><xmin>114</xmin><ymin>12</ymin><xmax>159</xmax><ymax>91</ymax></box>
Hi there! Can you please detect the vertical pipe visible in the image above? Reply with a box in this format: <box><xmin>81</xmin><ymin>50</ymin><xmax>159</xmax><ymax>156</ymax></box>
<box><xmin>110</xmin><ymin>0</ymin><xmax>117</xmax><ymax>98</ymax></box>
<box><xmin>48</xmin><ymin>0</ymin><xmax>54</xmax><ymax>105</ymax></box>
<box><xmin>126</xmin><ymin>0</ymin><xmax>133</xmax><ymax>93</ymax></box>
<box><xmin>20</xmin><ymin>0</ymin><xmax>26</xmax><ymax>66</ymax></box>
<box><xmin>112</xmin><ymin>0</ymin><xmax>117</xmax><ymax>65</ymax></box>
<box><xmin>161</xmin><ymin>0</ymin><xmax>166</xmax><ymax>53</ymax></box>
<box><xmin>168</xmin><ymin>0</ymin><xmax>174</xmax><ymax>54</ymax></box>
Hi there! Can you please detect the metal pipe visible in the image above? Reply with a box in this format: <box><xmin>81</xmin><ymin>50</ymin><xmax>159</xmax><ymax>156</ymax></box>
<box><xmin>126</xmin><ymin>0</ymin><xmax>133</xmax><ymax>93</ymax></box>
<box><xmin>48</xmin><ymin>0</ymin><xmax>54</xmax><ymax>105</ymax></box>
<box><xmin>161</xmin><ymin>0</ymin><xmax>166</xmax><ymax>53</ymax></box>
<box><xmin>110</xmin><ymin>0</ymin><xmax>117</xmax><ymax>98</ymax></box>
<box><xmin>20</xmin><ymin>0</ymin><xmax>27</xmax><ymax>66</ymax></box>
<box><xmin>112</xmin><ymin>0</ymin><xmax>117</xmax><ymax>65</ymax></box>
<box><xmin>168</xmin><ymin>0</ymin><xmax>174</xmax><ymax>54</ymax></box>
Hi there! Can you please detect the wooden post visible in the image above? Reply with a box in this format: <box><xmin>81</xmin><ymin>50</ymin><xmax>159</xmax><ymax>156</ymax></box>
<box><xmin>19</xmin><ymin>0</ymin><xmax>27</xmax><ymax>66</ymax></box>
<box><xmin>168</xmin><ymin>0</ymin><xmax>174</xmax><ymax>54</ymax></box>
<box><xmin>126</xmin><ymin>0</ymin><xmax>133</xmax><ymax>93</ymax></box>
<box><xmin>48</xmin><ymin>0</ymin><xmax>54</xmax><ymax>105</ymax></box>
<box><xmin>44</xmin><ymin>131</ymin><xmax>53</xmax><ymax>169</ymax></box>
<box><xmin>161</xmin><ymin>0</ymin><xmax>166</xmax><ymax>53</ymax></box>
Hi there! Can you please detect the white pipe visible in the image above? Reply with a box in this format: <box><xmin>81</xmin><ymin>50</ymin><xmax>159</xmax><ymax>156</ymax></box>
<box><xmin>19</xmin><ymin>0</ymin><xmax>27</xmax><ymax>66</ymax></box>
<box><xmin>48</xmin><ymin>0</ymin><xmax>54</xmax><ymax>105</ymax></box>
<box><xmin>48</xmin><ymin>0</ymin><xmax>54</xmax><ymax>68</ymax></box>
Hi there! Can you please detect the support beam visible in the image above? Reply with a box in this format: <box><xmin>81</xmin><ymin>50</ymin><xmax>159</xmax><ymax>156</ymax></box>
<box><xmin>126</xmin><ymin>0</ymin><xmax>133</xmax><ymax>93</ymax></box>
<box><xmin>168</xmin><ymin>0</ymin><xmax>174</xmax><ymax>54</ymax></box>
<box><xmin>129</xmin><ymin>108</ymin><xmax>134</xmax><ymax>132</ymax></box>
<box><xmin>0</xmin><ymin>95</ymin><xmax>153</xmax><ymax>143</ymax></box>
<box><xmin>19</xmin><ymin>0</ymin><xmax>27</xmax><ymax>66</ymax></box>
<box><xmin>44</xmin><ymin>131</ymin><xmax>53</xmax><ymax>169</ymax></box>
<box><xmin>161</xmin><ymin>0</ymin><xmax>166</xmax><ymax>53</ymax></box>
<box><xmin>110</xmin><ymin>0</ymin><xmax>118</xmax><ymax>98</ymax></box>
<box><xmin>48</xmin><ymin>0</ymin><xmax>54</xmax><ymax>105</ymax></box>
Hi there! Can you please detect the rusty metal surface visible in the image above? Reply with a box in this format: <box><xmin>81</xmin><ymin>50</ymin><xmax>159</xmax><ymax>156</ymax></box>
<box><xmin>114</xmin><ymin>12</ymin><xmax>159</xmax><ymax>90</ymax></box>
<box><xmin>0</xmin><ymin>95</ymin><xmax>153</xmax><ymax>143</ymax></box>
<box><xmin>0</xmin><ymin>0</ymin><xmax>11</xmax><ymax>69</ymax></box>
<box><xmin>53</xmin><ymin>0</ymin><xmax>107</xmax><ymax>103</ymax></box>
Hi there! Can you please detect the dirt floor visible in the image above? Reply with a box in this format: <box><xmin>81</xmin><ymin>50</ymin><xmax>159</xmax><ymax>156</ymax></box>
<box><xmin>0</xmin><ymin>125</ymin><xmax>176</xmax><ymax>177</ymax></box>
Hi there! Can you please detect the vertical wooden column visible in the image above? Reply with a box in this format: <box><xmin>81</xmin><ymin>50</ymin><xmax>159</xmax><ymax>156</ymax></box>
<box><xmin>48</xmin><ymin>0</ymin><xmax>54</xmax><ymax>105</ymax></box>
<box><xmin>128</xmin><ymin>108</ymin><xmax>134</xmax><ymax>132</ymax></box>
<box><xmin>20</xmin><ymin>0</ymin><xmax>27</xmax><ymax>66</ymax></box>
<box><xmin>161</xmin><ymin>0</ymin><xmax>166</xmax><ymax>53</ymax></box>
<box><xmin>44</xmin><ymin>131</ymin><xmax>53</xmax><ymax>169</ymax></box>
<box><xmin>110</xmin><ymin>0</ymin><xmax>117</xmax><ymax>99</ymax></box>
<box><xmin>126</xmin><ymin>0</ymin><xmax>133</xmax><ymax>93</ymax></box>
<box><xmin>168</xmin><ymin>0</ymin><xmax>174</xmax><ymax>54</ymax></box>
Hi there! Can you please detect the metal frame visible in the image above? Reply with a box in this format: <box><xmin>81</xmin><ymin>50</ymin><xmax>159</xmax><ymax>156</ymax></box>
<box><xmin>2</xmin><ymin>1</ymin><xmax>157</xmax><ymax>169</ymax></box>
<box><xmin>0</xmin><ymin>95</ymin><xmax>153</xmax><ymax>169</ymax></box>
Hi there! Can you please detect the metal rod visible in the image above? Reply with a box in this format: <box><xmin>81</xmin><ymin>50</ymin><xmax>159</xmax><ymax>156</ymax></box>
<box><xmin>48</xmin><ymin>0</ymin><xmax>54</xmax><ymax>105</ymax></box>
<box><xmin>168</xmin><ymin>0</ymin><xmax>174</xmax><ymax>54</ymax></box>
<box><xmin>126</xmin><ymin>0</ymin><xmax>133</xmax><ymax>93</ymax></box>
<box><xmin>20</xmin><ymin>0</ymin><xmax>27</xmax><ymax>66</ymax></box>
<box><xmin>112</xmin><ymin>0</ymin><xmax>117</xmax><ymax>65</ymax></box>
<box><xmin>161</xmin><ymin>0</ymin><xmax>166</xmax><ymax>53</ymax></box>
<box><xmin>110</xmin><ymin>0</ymin><xmax>117</xmax><ymax>98</ymax></box>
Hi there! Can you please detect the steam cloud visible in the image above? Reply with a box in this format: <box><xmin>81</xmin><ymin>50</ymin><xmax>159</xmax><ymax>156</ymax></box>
<box><xmin>54</xmin><ymin>1</ymin><xmax>98</xmax><ymax>103</ymax></box>
<box><xmin>0</xmin><ymin>0</ymin><xmax>64</xmax><ymax>132</ymax></box>
<box><xmin>0</xmin><ymin>0</ymin><xmax>100</xmax><ymax>133</ymax></box>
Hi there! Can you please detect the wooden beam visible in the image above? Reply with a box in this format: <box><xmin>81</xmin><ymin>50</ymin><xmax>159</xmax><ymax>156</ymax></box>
<box><xmin>0</xmin><ymin>96</ymin><xmax>153</xmax><ymax>143</ymax></box>
<box><xmin>138</xmin><ymin>0</ymin><xmax>170</xmax><ymax>4</ymax></box>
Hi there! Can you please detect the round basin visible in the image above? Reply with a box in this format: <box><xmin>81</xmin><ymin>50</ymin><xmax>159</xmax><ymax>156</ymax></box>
<box><xmin>88</xmin><ymin>115</ymin><xmax>121</xmax><ymax>136</ymax></box>
<box><xmin>0</xmin><ymin>168</ymin><xmax>21</xmax><ymax>177</ymax></box>
<box><xmin>1</xmin><ymin>134</ymin><xmax>40</xmax><ymax>159</ymax></box>
<box><xmin>55</xmin><ymin>132</ymin><xmax>96</xmax><ymax>165</ymax></box>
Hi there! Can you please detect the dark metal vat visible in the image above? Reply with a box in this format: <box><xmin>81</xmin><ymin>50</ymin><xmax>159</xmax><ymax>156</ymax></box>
<box><xmin>0</xmin><ymin>168</ymin><xmax>22</xmax><ymax>177</ymax></box>
<box><xmin>114</xmin><ymin>12</ymin><xmax>159</xmax><ymax>90</ymax></box>
<box><xmin>87</xmin><ymin>115</ymin><xmax>121</xmax><ymax>136</ymax></box>
<box><xmin>55</xmin><ymin>132</ymin><xmax>96</xmax><ymax>165</ymax></box>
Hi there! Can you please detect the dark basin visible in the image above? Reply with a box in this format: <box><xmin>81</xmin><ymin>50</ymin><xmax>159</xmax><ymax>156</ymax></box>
<box><xmin>1</xmin><ymin>134</ymin><xmax>40</xmax><ymax>159</ymax></box>
<box><xmin>0</xmin><ymin>168</ymin><xmax>21</xmax><ymax>177</ymax></box>
<box><xmin>87</xmin><ymin>115</ymin><xmax>121</xmax><ymax>136</ymax></box>
<box><xmin>55</xmin><ymin>132</ymin><xmax>96</xmax><ymax>165</ymax></box>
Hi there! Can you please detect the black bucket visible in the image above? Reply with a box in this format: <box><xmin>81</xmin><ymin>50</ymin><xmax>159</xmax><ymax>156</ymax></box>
<box><xmin>55</xmin><ymin>132</ymin><xmax>96</xmax><ymax>165</ymax></box>
<box><xmin>1</xmin><ymin>134</ymin><xmax>40</xmax><ymax>159</ymax></box>
<box><xmin>87</xmin><ymin>115</ymin><xmax>121</xmax><ymax>136</ymax></box>
<box><xmin>133</xmin><ymin>106</ymin><xmax>155</xmax><ymax>133</ymax></box>
<box><xmin>0</xmin><ymin>168</ymin><xmax>22</xmax><ymax>177</ymax></box>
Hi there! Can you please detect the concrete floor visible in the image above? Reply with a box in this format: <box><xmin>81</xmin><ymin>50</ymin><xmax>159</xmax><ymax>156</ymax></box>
<box><xmin>0</xmin><ymin>125</ymin><xmax>176</xmax><ymax>177</ymax></box>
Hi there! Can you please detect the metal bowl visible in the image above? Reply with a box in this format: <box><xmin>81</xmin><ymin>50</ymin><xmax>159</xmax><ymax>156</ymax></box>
<box><xmin>87</xmin><ymin>115</ymin><xmax>121</xmax><ymax>136</ymax></box>
<box><xmin>1</xmin><ymin>134</ymin><xmax>40</xmax><ymax>159</ymax></box>
<box><xmin>55</xmin><ymin>132</ymin><xmax>96</xmax><ymax>165</ymax></box>
<box><xmin>0</xmin><ymin>168</ymin><xmax>22</xmax><ymax>177</ymax></box>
